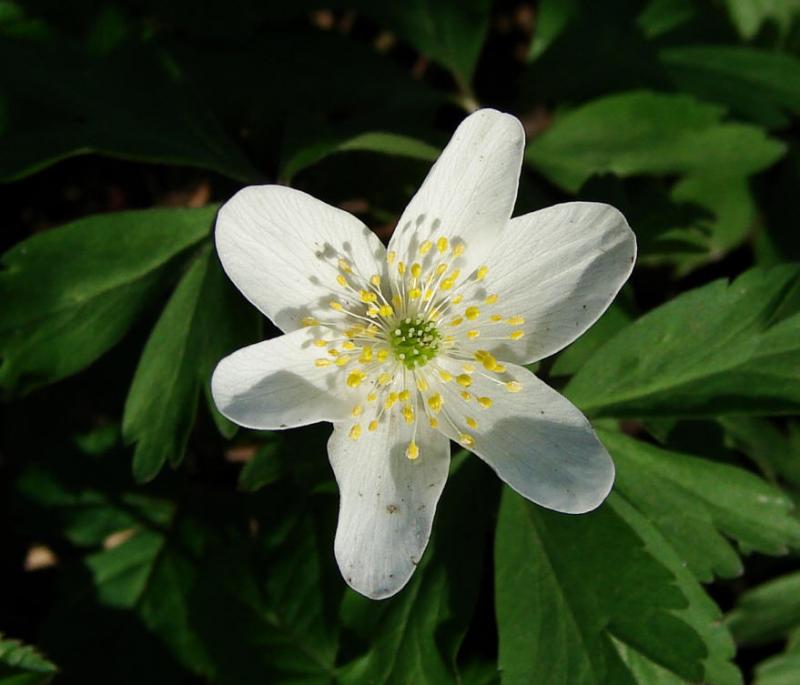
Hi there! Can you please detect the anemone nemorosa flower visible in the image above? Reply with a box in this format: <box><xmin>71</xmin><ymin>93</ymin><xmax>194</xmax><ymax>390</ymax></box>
<box><xmin>212</xmin><ymin>109</ymin><xmax>636</xmax><ymax>599</ymax></box>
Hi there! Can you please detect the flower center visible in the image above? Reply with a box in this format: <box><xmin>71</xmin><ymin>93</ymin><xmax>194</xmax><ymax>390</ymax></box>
<box><xmin>389</xmin><ymin>317</ymin><xmax>441</xmax><ymax>369</ymax></box>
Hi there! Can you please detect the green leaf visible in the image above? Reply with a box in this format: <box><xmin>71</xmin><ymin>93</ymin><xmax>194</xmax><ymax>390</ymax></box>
<box><xmin>495</xmin><ymin>488</ymin><xmax>722</xmax><ymax>685</ymax></box>
<box><xmin>550</xmin><ymin>303</ymin><xmax>633</xmax><ymax>377</ymax></box>
<box><xmin>637</xmin><ymin>0</ymin><xmax>695</xmax><ymax>38</ymax></box>
<box><xmin>727</xmin><ymin>572</ymin><xmax>800</xmax><ymax>645</ymax></box>
<box><xmin>0</xmin><ymin>635</ymin><xmax>57</xmax><ymax>685</ymax></box>
<box><xmin>526</xmin><ymin>91</ymin><xmax>784</xmax><ymax>193</ymax></box>
<box><xmin>123</xmin><ymin>244</ymin><xmax>260</xmax><ymax>482</ymax></box>
<box><xmin>361</xmin><ymin>0</ymin><xmax>491</xmax><ymax>89</ymax></box>
<box><xmin>661</xmin><ymin>45</ymin><xmax>800</xmax><ymax>129</ymax></box>
<box><xmin>565</xmin><ymin>266</ymin><xmax>800</xmax><ymax>418</ymax></box>
<box><xmin>0</xmin><ymin>206</ymin><xmax>216</xmax><ymax>396</ymax></box>
<box><xmin>527</xmin><ymin>0</ymin><xmax>578</xmax><ymax>61</ymax></box>
<box><xmin>721</xmin><ymin>416</ymin><xmax>800</xmax><ymax>488</ymax></box>
<box><xmin>281</xmin><ymin>131</ymin><xmax>439</xmax><ymax>182</ymax></box>
<box><xmin>722</xmin><ymin>0</ymin><xmax>800</xmax><ymax>40</ymax></box>
<box><xmin>338</xmin><ymin>455</ymin><xmax>494</xmax><ymax>685</ymax></box>
<box><xmin>237</xmin><ymin>438</ymin><xmax>284</xmax><ymax>492</ymax></box>
<box><xmin>0</xmin><ymin>35</ymin><xmax>259</xmax><ymax>182</ymax></box>
<box><xmin>601</xmin><ymin>428</ymin><xmax>800</xmax><ymax>582</ymax></box>
<box><xmin>754</xmin><ymin>652</ymin><xmax>800</xmax><ymax>685</ymax></box>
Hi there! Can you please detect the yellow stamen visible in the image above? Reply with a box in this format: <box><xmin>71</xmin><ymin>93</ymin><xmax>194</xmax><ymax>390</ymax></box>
<box><xmin>428</xmin><ymin>393</ymin><xmax>443</xmax><ymax>413</ymax></box>
<box><xmin>439</xmin><ymin>370</ymin><xmax>453</xmax><ymax>382</ymax></box>
<box><xmin>411</xmin><ymin>263</ymin><xmax>422</xmax><ymax>279</ymax></box>
<box><xmin>467</xmin><ymin>329</ymin><xmax>480</xmax><ymax>340</ymax></box>
<box><xmin>349</xmin><ymin>424</ymin><xmax>362</xmax><ymax>440</ymax></box>
<box><xmin>398</xmin><ymin>261</ymin><xmax>406</xmax><ymax>275</ymax></box>
<box><xmin>456</xmin><ymin>374</ymin><xmax>472</xmax><ymax>388</ymax></box>
<box><xmin>378</xmin><ymin>372</ymin><xmax>392</xmax><ymax>385</ymax></box>
<box><xmin>452</xmin><ymin>243</ymin><xmax>465</xmax><ymax>257</ymax></box>
<box><xmin>387</xmin><ymin>251</ymin><xmax>396</xmax><ymax>265</ymax></box>
<box><xmin>506</xmin><ymin>381</ymin><xmax>522</xmax><ymax>393</ymax></box>
<box><xmin>485</xmin><ymin>294</ymin><xmax>498</xmax><ymax>304</ymax></box>
<box><xmin>330</xmin><ymin>301</ymin><xmax>343</xmax><ymax>311</ymax></box>
<box><xmin>336</xmin><ymin>274</ymin><xmax>348</xmax><ymax>287</ymax></box>
<box><xmin>338</xmin><ymin>259</ymin><xmax>352</xmax><ymax>273</ymax></box>
<box><xmin>302</xmin><ymin>317</ymin><xmax>320</xmax><ymax>326</ymax></box>
<box><xmin>507</xmin><ymin>316</ymin><xmax>525</xmax><ymax>325</ymax></box>
<box><xmin>510</xmin><ymin>330</ymin><xmax>525</xmax><ymax>340</ymax></box>
<box><xmin>370</xmin><ymin>274</ymin><xmax>381</xmax><ymax>287</ymax></box>
<box><xmin>476</xmin><ymin>266</ymin><xmax>488</xmax><ymax>281</ymax></box>
<box><xmin>416</xmin><ymin>376</ymin><xmax>428</xmax><ymax>391</ymax></box>
<box><xmin>466</xmin><ymin>417</ymin><xmax>478</xmax><ymax>429</ymax></box>
<box><xmin>347</xmin><ymin>370</ymin><xmax>366</xmax><ymax>387</ymax></box>
<box><xmin>399</xmin><ymin>390</ymin><xmax>411</xmax><ymax>402</ymax></box>
<box><xmin>368</xmin><ymin>420</ymin><xmax>379</xmax><ymax>431</ymax></box>
<box><xmin>437</xmin><ymin>237</ymin><xmax>449</xmax><ymax>253</ymax></box>
<box><xmin>402</xmin><ymin>404</ymin><xmax>415</xmax><ymax>424</ymax></box>
<box><xmin>313</xmin><ymin>339</ymin><xmax>327</xmax><ymax>347</ymax></box>
<box><xmin>315</xmin><ymin>359</ymin><xmax>331</xmax><ymax>368</ymax></box>
<box><xmin>335</xmin><ymin>355</ymin><xmax>352</xmax><ymax>367</ymax></box>
<box><xmin>461</xmin><ymin>391</ymin><xmax>471</xmax><ymax>401</ymax></box>
<box><xmin>448</xmin><ymin>317</ymin><xmax>464</xmax><ymax>327</ymax></box>
<box><xmin>459</xmin><ymin>433</ymin><xmax>475</xmax><ymax>447</ymax></box>
<box><xmin>419</xmin><ymin>240</ymin><xmax>433</xmax><ymax>255</ymax></box>
<box><xmin>465</xmin><ymin>306</ymin><xmax>480</xmax><ymax>320</ymax></box>
<box><xmin>409</xmin><ymin>288</ymin><xmax>422</xmax><ymax>299</ymax></box>
<box><xmin>352</xmin><ymin>404</ymin><xmax>363</xmax><ymax>417</ymax></box>
<box><xmin>429</xmin><ymin>417</ymin><xmax>439</xmax><ymax>429</ymax></box>
<box><xmin>478</xmin><ymin>396</ymin><xmax>493</xmax><ymax>409</ymax></box>
<box><xmin>406</xmin><ymin>441</ymin><xmax>419</xmax><ymax>460</ymax></box>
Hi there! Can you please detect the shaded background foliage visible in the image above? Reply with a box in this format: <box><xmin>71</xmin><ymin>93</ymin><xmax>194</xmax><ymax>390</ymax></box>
<box><xmin>2</xmin><ymin>0</ymin><xmax>800</xmax><ymax>683</ymax></box>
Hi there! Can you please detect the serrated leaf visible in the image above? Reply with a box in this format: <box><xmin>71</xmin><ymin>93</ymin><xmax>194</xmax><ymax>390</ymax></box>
<box><xmin>495</xmin><ymin>489</ymin><xmax>720</xmax><ymax>685</ymax></box>
<box><xmin>661</xmin><ymin>45</ymin><xmax>800</xmax><ymax>129</ymax></box>
<box><xmin>601</xmin><ymin>428</ymin><xmax>800</xmax><ymax>582</ymax></box>
<box><xmin>0</xmin><ymin>206</ymin><xmax>216</xmax><ymax>396</ymax></box>
<box><xmin>565</xmin><ymin>266</ymin><xmax>800</xmax><ymax>418</ymax></box>
<box><xmin>722</xmin><ymin>0</ymin><xmax>800</xmax><ymax>40</ymax></box>
<box><xmin>360</xmin><ymin>0</ymin><xmax>491</xmax><ymax>88</ymax></box>
<box><xmin>721</xmin><ymin>416</ymin><xmax>800</xmax><ymax>488</ymax></box>
<box><xmin>123</xmin><ymin>245</ymin><xmax>259</xmax><ymax>482</ymax></box>
<box><xmin>0</xmin><ymin>634</ymin><xmax>57</xmax><ymax>685</ymax></box>
<box><xmin>281</xmin><ymin>131</ymin><xmax>438</xmax><ymax>182</ymax></box>
<box><xmin>754</xmin><ymin>652</ymin><xmax>800</xmax><ymax>685</ymax></box>
<box><xmin>526</xmin><ymin>91</ymin><xmax>784</xmax><ymax>193</ymax></box>
<box><xmin>0</xmin><ymin>34</ymin><xmax>258</xmax><ymax>182</ymax></box>
<box><xmin>727</xmin><ymin>572</ymin><xmax>800</xmax><ymax>645</ymax></box>
<box><xmin>338</xmin><ymin>455</ymin><xmax>494</xmax><ymax>685</ymax></box>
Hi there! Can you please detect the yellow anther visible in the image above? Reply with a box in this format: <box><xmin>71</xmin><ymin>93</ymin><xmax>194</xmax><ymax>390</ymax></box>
<box><xmin>387</xmin><ymin>251</ymin><xmax>396</xmax><ymax>265</ymax></box>
<box><xmin>428</xmin><ymin>393</ymin><xmax>443</xmax><ymax>413</ymax></box>
<box><xmin>438</xmin><ymin>370</ymin><xmax>453</xmax><ymax>382</ymax></box>
<box><xmin>368</xmin><ymin>420</ymin><xmax>379</xmax><ymax>431</ymax></box>
<box><xmin>330</xmin><ymin>301</ymin><xmax>344</xmax><ymax>311</ymax></box>
<box><xmin>398</xmin><ymin>261</ymin><xmax>406</xmax><ymax>275</ymax></box>
<box><xmin>452</xmin><ymin>294</ymin><xmax>464</xmax><ymax>305</ymax></box>
<box><xmin>335</xmin><ymin>355</ymin><xmax>352</xmax><ymax>367</ymax></box>
<box><xmin>411</xmin><ymin>263</ymin><xmax>422</xmax><ymax>279</ymax></box>
<box><xmin>419</xmin><ymin>240</ymin><xmax>433</xmax><ymax>255</ymax></box>
<box><xmin>402</xmin><ymin>404</ymin><xmax>415</xmax><ymax>424</ymax></box>
<box><xmin>429</xmin><ymin>417</ymin><xmax>439</xmax><ymax>429</ymax></box>
<box><xmin>416</xmin><ymin>376</ymin><xmax>428</xmax><ymax>392</ymax></box>
<box><xmin>476</xmin><ymin>266</ymin><xmax>489</xmax><ymax>281</ymax></box>
<box><xmin>385</xmin><ymin>392</ymin><xmax>399</xmax><ymax>409</ymax></box>
<box><xmin>435</xmin><ymin>263</ymin><xmax>448</xmax><ymax>276</ymax></box>
<box><xmin>452</xmin><ymin>243</ymin><xmax>465</xmax><ymax>257</ymax></box>
<box><xmin>367</xmin><ymin>307</ymin><xmax>379</xmax><ymax>317</ymax></box>
<box><xmin>463</xmin><ymin>363</ymin><xmax>475</xmax><ymax>373</ymax></box>
<box><xmin>367</xmin><ymin>392</ymin><xmax>378</xmax><ymax>402</ymax></box>
<box><xmin>315</xmin><ymin>359</ymin><xmax>332</xmax><ymax>368</ymax></box>
<box><xmin>475</xmin><ymin>350</ymin><xmax>499</xmax><ymax>371</ymax></box>
<box><xmin>478</xmin><ymin>396</ymin><xmax>493</xmax><ymax>409</ymax></box>
<box><xmin>467</xmin><ymin>329</ymin><xmax>480</xmax><ymax>340</ymax></box>
<box><xmin>490</xmin><ymin>314</ymin><xmax>503</xmax><ymax>322</ymax></box>
<box><xmin>338</xmin><ymin>259</ymin><xmax>352</xmax><ymax>273</ymax></box>
<box><xmin>366</xmin><ymin>324</ymin><xmax>380</xmax><ymax>337</ymax></box>
<box><xmin>441</xmin><ymin>277</ymin><xmax>456</xmax><ymax>291</ymax></box>
<box><xmin>409</xmin><ymin>288</ymin><xmax>422</xmax><ymax>299</ymax></box>
<box><xmin>507</xmin><ymin>316</ymin><xmax>525</xmax><ymax>325</ymax></box>
<box><xmin>456</xmin><ymin>374</ymin><xmax>473</xmax><ymax>388</ymax></box>
<box><xmin>485</xmin><ymin>294</ymin><xmax>498</xmax><ymax>304</ymax></box>
<box><xmin>448</xmin><ymin>317</ymin><xmax>464</xmax><ymax>327</ymax></box>
<box><xmin>336</xmin><ymin>274</ymin><xmax>348</xmax><ymax>287</ymax></box>
<box><xmin>494</xmin><ymin>364</ymin><xmax>507</xmax><ymax>373</ymax></box>
<box><xmin>302</xmin><ymin>317</ymin><xmax>320</xmax><ymax>326</ymax></box>
<box><xmin>349</xmin><ymin>424</ymin><xmax>362</xmax><ymax>440</ymax></box>
<box><xmin>459</xmin><ymin>433</ymin><xmax>475</xmax><ymax>447</ymax></box>
<box><xmin>360</xmin><ymin>290</ymin><xmax>377</xmax><ymax>303</ymax></box>
<box><xmin>379</xmin><ymin>304</ymin><xmax>394</xmax><ymax>317</ymax></box>
<box><xmin>465</xmin><ymin>307</ymin><xmax>480</xmax><ymax>320</ymax></box>
<box><xmin>352</xmin><ymin>404</ymin><xmax>364</xmax><ymax>417</ymax></box>
<box><xmin>377</xmin><ymin>349</ymin><xmax>389</xmax><ymax>361</ymax></box>
<box><xmin>437</xmin><ymin>237</ymin><xmax>449</xmax><ymax>253</ymax></box>
<box><xmin>378</xmin><ymin>372</ymin><xmax>392</xmax><ymax>385</ymax></box>
<box><xmin>510</xmin><ymin>330</ymin><xmax>525</xmax><ymax>340</ymax></box>
<box><xmin>424</xmin><ymin>289</ymin><xmax>434</xmax><ymax>300</ymax></box>
<box><xmin>466</xmin><ymin>417</ymin><xmax>478</xmax><ymax>429</ymax></box>
<box><xmin>506</xmin><ymin>381</ymin><xmax>522</xmax><ymax>393</ymax></box>
<box><xmin>328</xmin><ymin>348</ymin><xmax>339</xmax><ymax>356</ymax></box>
<box><xmin>461</xmin><ymin>391</ymin><xmax>471</xmax><ymax>401</ymax></box>
<box><xmin>370</xmin><ymin>274</ymin><xmax>381</xmax><ymax>287</ymax></box>
<box><xmin>346</xmin><ymin>370</ymin><xmax>366</xmax><ymax>387</ymax></box>
<box><xmin>313</xmin><ymin>339</ymin><xmax>327</xmax><ymax>347</ymax></box>
<box><xmin>406</xmin><ymin>441</ymin><xmax>419</xmax><ymax>460</ymax></box>
<box><xmin>342</xmin><ymin>341</ymin><xmax>356</xmax><ymax>351</ymax></box>
<box><xmin>359</xmin><ymin>346</ymin><xmax>373</xmax><ymax>363</ymax></box>
<box><xmin>399</xmin><ymin>389</ymin><xmax>411</xmax><ymax>402</ymax></box>
<box><xmin>392</xmin><ymin>294</ymin><xmax>402</xmax><ymax>308</ymax></box>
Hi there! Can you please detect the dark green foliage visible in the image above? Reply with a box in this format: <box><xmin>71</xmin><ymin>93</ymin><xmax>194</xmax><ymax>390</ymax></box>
<box><xmin>3</xmin><ymin>0</ymin><xmax>800</xmax><ymax>683</ymax></box>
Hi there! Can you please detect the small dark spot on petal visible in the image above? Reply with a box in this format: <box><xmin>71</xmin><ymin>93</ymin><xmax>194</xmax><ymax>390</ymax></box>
<box><xmin>386</xmin><ymin>504</ymin><xmax>398</xmax><ymax>513</ymax></box>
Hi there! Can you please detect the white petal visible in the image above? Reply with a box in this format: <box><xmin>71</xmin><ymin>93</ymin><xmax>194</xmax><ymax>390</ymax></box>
<box><xmin>478</xmin><ymin>202</ymin><xmax>636</xmax><ymax>364</ymax></box>
<box><xmin>216</xmin><ymin>185</ymin><xmax>386</xmax><ymax>332</ymax></box>
<box><xmin>329</xmin><ymin>412</ymin><xmax>450</xmax><ymax>599</ymax></box>
<box><xmin>211</xmin><ymin>328</ymin><xmax>354</xmax><ymax>430</ymax></box>
<box><xmin>388</xmin><ymin>109</ymin><xmax>524</xmax><ymax>278</ymax></box>
<box><xmin>434</xmin><ymin>359</ymin><xmax>613</xmax><ymax>513</ymax></box>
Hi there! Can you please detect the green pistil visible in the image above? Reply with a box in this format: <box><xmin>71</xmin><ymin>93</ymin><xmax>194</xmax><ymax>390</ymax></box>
<box><xmin>390</xmin><ymin>317</ymin><xmax>441</xmax><ymax>369</ymax></box>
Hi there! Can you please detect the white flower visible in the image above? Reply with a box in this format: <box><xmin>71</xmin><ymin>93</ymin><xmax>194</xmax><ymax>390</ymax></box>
<box><xmin>211</xmin><ymin>109</ymin><xmax>636</xmax><ymax>599</ymax></box>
